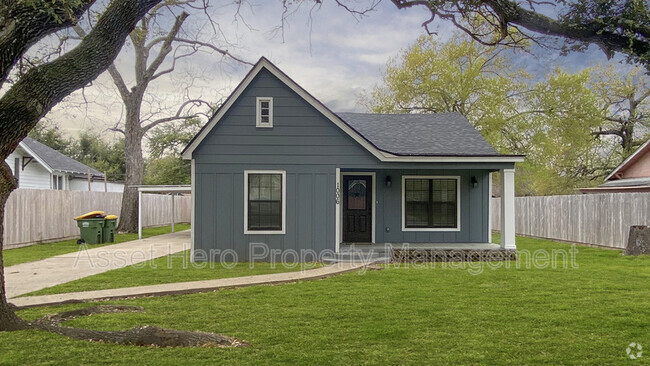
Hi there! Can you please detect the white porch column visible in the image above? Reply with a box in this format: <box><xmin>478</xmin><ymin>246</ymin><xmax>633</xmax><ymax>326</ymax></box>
<box><xmin>138</xmin><ymin>190</ymin><xmax>143</xmax><ymax>239</ymax></box>
<box><xmin>500</xmin><ymin>168</ymin><xmax>516</xmax><ymax>250</ymax></box>
<box><xmin>488</xmin><ymin>172</ymin><xmax>493</xmax><ymax>244</ymax></box>
<box><xmin>335</xmin><ymin>168</ymin><xmax>341</xmax><ymax>253</ymax></box>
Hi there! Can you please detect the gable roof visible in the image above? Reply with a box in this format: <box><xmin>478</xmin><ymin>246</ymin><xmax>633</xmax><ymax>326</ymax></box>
<box><xmin>605</xmin><ymin>139</ymin><xmax>650</xmax><ymax>181</ymax></box>
<box><xmin>337</xmin><ymin>112</ymin><xmax>499</xmax><ymax>156</ymax></box>
<box><xmin>20</xmin><ymin>137</ymin><xmax>104</xmax><ymax>177</ymax></box>
<box><xmin>182</xmin><ymin>57</ymin><xmax>523</xmax><ymax>163</ymax></box>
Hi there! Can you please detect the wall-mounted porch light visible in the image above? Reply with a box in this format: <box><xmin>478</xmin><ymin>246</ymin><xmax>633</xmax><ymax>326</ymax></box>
<box><xmin>471</xmin><ymin>176</ymin><xmax>478</xmax><ymax>188</ymax></box>
<box><xmin>385</xmin><ymin>176</ymin><xmax>392</xmax><ymax>188</ymax></box>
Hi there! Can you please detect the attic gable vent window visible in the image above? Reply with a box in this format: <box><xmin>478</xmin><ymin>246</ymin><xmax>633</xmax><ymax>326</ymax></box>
<box><xmin>256</xmin><ymin>97</ymin><xmax>273</xmax><ymax>128</ymax></box>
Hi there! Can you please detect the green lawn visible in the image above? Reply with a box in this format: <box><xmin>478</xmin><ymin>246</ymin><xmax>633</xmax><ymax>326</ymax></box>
<box><xmin>2</xmin><ymin>236</ymin><xmax>649</xmax><ymax>365</ymax></box>
<box><xmin>25</xmin><ymin>250</ymin><xmax>322</xmax><ymax>296</ymax></box>
<box><xmin>4</xmin><ymin>224</ymin><xmax>190</xmax><ymax>267</ymax></box>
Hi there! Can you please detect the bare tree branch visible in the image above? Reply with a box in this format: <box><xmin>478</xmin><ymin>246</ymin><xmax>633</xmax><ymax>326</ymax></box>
<box><xmin>172</xmin><ymin>38</ymin><xmax>254</xmax><ymax>65</ymax></box>
<box><xmin>143</xmin><ymin>12</ymin><xmax>189</xmax><ymax>83</ymax></box>
<box><xmin>142</xmin><ymin>98</ymin><xmax>212</xmax><ymax>132</ymax></box>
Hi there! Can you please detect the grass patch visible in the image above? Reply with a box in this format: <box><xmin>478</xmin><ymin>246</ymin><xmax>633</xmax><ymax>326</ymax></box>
<box><xmin>3</xmin><ymin>236</ymin><xmax>650</xmax><ymax>365</ymax></box>
<box><xmin>4</xmin><ymin>224</ymin><xmax>190</xmax><ymax>267</ymax></box>
<box><xmin>26</xmin><ymin>251</ymin><xmax>321</xmax><ymax>296</ymax></box>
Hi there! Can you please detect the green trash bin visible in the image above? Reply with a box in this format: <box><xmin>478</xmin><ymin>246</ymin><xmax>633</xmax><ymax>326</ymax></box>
<box><xmin>102</xmin><ymin>215</ymin><xmax>118</xmax><ymax>243</ymax></box>
<box><xmin>75</xmin><ymin>218</ymin><xmax>105</xmax><ymax>244</ymax></box>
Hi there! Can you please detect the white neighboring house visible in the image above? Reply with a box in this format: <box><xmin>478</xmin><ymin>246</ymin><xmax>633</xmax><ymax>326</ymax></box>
<box><xmin>5</xmin><ymin>136</ymin><xmax>124</xmax><ymax>192</ymax></box>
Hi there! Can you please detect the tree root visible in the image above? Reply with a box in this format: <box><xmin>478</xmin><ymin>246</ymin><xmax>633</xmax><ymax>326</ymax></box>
<box><xmin>29</xmin><ymin>305</ymin><xmax>250</xmax><ymax>348</ymax></box>
<box><xmin>37</xmin><ymin>305</ymin><xmax>145</xmax><ymax>325</ymax></box>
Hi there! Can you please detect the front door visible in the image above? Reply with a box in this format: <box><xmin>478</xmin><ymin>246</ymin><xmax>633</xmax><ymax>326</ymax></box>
<box><xmin>343</xmin><ymin>175</ymin><xmax>372</xmax><ymax>243</ymax></box>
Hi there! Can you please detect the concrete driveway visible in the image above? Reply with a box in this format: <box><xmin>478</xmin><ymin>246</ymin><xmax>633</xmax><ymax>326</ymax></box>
<box><xmin>4</xmin><ymin>230</ymin><xmax>190</xmax><ymax>299</ymax></box>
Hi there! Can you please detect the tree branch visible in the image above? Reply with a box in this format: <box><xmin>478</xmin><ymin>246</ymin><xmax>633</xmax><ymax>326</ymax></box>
<box><xmin>0</xmin><ymin>0</ymin><xmax>97</xmax><ymax>84</ymax></box>
<box><xmin>389</xmin><ymin>0</ymin><xmax>650</xmax><ymax>69</ymax></box>
<box><xmin>149</xmin><ymin>47</ymin><xmax>198</xmax><ymax>81</ymax></box>
<box><xmin>142</xmin><ymin>98</ymin><xmax>211</xmax><ymax>132</ymax></box>
<box><xmin>0</xmin><ymin>0</ymin><xmax>163</xmax><ymax>159</ymax></box>
<box><xmin>72</xmin><ymin>25</ymin><xmax>131</xmax><ymax>101</ymax></box>
<box><xmin>143</xmin><ymin>12</ymin><xmax>189</xmax><ymax>84</ymax></box>
<box><xmin>172</xmin><ymin>38</ymin><xmax>254</xmax><ymax>65</ymax></box>
<box><xmin>592</xmin><ymin>129</ymin><xmax>624</xmax><ymax>138</ymax></box>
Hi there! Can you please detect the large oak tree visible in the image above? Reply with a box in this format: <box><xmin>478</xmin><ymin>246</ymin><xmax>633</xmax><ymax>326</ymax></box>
<box><xmin>0</xmin><ymin>0</ymin><xmax>244</xmax><ymax>346</ymax></box>
<box><xmin>0</xmin><ymin>0</ymin><xmax>162</xmax><ymax>331</ymax></box>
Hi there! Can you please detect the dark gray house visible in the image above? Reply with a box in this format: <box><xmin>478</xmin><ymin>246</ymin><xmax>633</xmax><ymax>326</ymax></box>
<box><xmin>182</xmin><ymin>58</ymin><xmax>523</xmax><ymax>261</ymax></box>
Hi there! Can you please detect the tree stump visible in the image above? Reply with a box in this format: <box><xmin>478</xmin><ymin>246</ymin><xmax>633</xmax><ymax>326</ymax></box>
<box><xmin>625</xmin><ymin>226</ymin><xmax>650</xmax><ymax>256</ymax></box>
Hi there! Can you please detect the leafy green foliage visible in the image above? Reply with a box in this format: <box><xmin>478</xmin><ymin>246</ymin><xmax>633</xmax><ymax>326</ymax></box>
<box><xmin>28</xmin><ymin>121</ymin><xmax>69</xmax><ymax>152</ymax></box>
<box><xmin>366</xmin><ymin>35</ymin><xmax>531</xmax><ymax>153</ymax></box>
<box><xmin>589</xmin><ymin>64</ymin><xmax>650</xmax><ymax>157</ymax></box>
<box><xmin>147</xmin><ymin>118</ymin><xmax>202</xmax><ymax>159</ymax></box>
<box><xmin>388</xmin><ymin>0</ymin><xmax>649</xmax><ymax>71</ymax></box>
<box><xmin>563</xmin><ymin>0</ymin><xmax>650</xmax><ymax>67</ymax></box>
<box><xmin>144</xmin><ymin>118</ymin><xmax>202</xmax><ymax>185</ymax></box>
<box><xmin>19</xmin><ymin>0</ymin><xmax>86</xmax><ymax>24</ymax></box>
<box><xmin>144</xmin><ymin>155</ymin><xmax>189</xmax><ymax>185</ymax></box>
<box><xmin>69</xmin><ymin>132</ymin><xmax>125</xmax><ymax>181</ymax></box>
<box><xmin>518</xmin><ymin>68</ymin><xmax>604</xmax><ymax>195</ymax></box>
<box><xmin>367</xmin><ymin>35</ymin><xmax>648</xmax><ymax>195</ymax></box>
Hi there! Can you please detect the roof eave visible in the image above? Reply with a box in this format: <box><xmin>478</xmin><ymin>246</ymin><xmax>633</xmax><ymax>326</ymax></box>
<box><xmin>604</xmin><ymin>139</ymin><xmax>650</xmax><ymax>181</ymax></box>
<box><xmin>377</xmin><ymin>153</ymin><xmax>525</xmax><ymax>163</ymax></box>
<box><xmin>18</xmin><ymin>142</ymin><xmax>53</xmax><ymax>173</ymax></box>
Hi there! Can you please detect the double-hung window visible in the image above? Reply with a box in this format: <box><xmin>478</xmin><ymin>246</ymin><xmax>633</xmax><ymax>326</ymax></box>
<box><xmin>52</xmin><ymin>174</ymin><xmax>64</xmax><ymax>190</ymax></box>
<box><xmin>256</xmin><ymin>97</ymin><xmax>273</xmax><ymax>128</ymax></box>
<box><xmin>244</xmin><ymin>170</ymin><xmax>286</xmax><ymax>234</ymax></box>
<box><xmin>402</xmin><ymin>176</ymin><xmax>460</xmax><ymax>231</ymax></box>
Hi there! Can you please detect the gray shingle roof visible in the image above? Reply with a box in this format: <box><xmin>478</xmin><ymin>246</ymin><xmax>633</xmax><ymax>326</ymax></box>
<box><xmin>336</xmin><ymin>112</ymin><xmax>500</xmax><ymax>156</ymax></box>
<box><xmin>21</xmin><ymin>136</ymin><xmax>104</xmax><ymax>177</ymax></box>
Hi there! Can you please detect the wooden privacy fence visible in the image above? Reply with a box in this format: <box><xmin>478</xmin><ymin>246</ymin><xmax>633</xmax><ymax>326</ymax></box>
<box><xmin>491</xmin><ymin>193</ymin><xmax>650</xmax><ymax>249</ymax></box>
<box><xmin>3</xmin><ymin>189</ymin><xmax>190</xmax><ymax>249</ymax></box>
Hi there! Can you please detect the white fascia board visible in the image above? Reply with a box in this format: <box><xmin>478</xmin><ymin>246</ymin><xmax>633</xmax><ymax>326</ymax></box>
<box><xmin>378</xmin><ymin>152</ymin><xmax>525</xmax><ymax>163</ymax></box>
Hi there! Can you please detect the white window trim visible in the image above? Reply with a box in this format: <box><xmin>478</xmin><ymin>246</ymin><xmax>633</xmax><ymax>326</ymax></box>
<box><xmin>255</xmin><ymin>97</ymin><xmax>273</xmax><ymax>128</ymax></box>
<box><xmin>52</xmin><ymin>174</ymin><xmax>65</xmax><ymax>190</ymax></box>
<box><xmin>401</xmin><ymin>175</ymin><xmax>461</xmax><ymax>232</ymax></box>
<box><xmin>244</xmin><ymin>170</ymin><xmax>286</xmax><ymax>235</ymax></box>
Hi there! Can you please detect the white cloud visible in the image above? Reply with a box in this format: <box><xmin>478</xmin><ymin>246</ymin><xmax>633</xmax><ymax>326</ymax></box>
<box><xmin>40</xmin><ymin>0</ymin><xmax>611</xmax><ymax>142</ymax></box>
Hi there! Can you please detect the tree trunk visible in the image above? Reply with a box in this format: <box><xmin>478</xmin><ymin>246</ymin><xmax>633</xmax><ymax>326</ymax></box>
<box><xmin>117</xmin><ymin>102</ymin><xmax>145</xmax><ymax>233</ymax></box>
<box><xmin>0</xmin><ymin>163</ymin><xmax>28</xmax><ymax>331</ymax></box>
<box><xmin>0</xmin><ymin>0</ymin><xmax>162</xmax><ymax>332</ymax></box>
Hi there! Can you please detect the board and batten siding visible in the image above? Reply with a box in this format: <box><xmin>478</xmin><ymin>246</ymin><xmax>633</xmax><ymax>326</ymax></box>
<box><xmin>192</xmin><ymin>69</ymin><xmax>507</xmax><ymax>260</ymax></box>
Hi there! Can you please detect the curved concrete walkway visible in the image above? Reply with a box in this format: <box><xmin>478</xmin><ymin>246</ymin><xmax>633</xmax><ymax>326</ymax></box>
<box><xmin>5</xmin><ymin>230</ymin><xmax>190</xmax><ymax>299</ymax></box>
<box><xmin>10</xmin><ymin>262</ymin><xmax>372</xmax><ymax>308</ymax></box>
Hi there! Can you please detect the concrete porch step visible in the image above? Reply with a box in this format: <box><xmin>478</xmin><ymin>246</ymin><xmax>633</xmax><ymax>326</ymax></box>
<box><xmin>323</xmin><ymin>251</ymin><xmax>391</xmax><ymax>264</ymax></box>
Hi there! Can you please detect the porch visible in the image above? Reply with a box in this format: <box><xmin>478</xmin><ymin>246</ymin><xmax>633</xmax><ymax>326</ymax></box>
<box><xmin>335</xmin><ymin>167</ymin><xmax>517</xmax><ymax>252</ymax></box>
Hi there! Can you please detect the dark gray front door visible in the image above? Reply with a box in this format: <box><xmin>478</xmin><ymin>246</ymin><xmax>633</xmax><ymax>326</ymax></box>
<box><xmin>342</xmin><ymin>175</ymin><xmax>372</xmax><ymax>243</ymax></box>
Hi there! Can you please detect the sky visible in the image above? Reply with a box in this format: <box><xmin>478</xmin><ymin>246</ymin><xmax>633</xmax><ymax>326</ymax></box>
<box><xmin>44</xmin><ymin>0</ymin><xmax>614</xmax><ymax>140</ymax></box>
